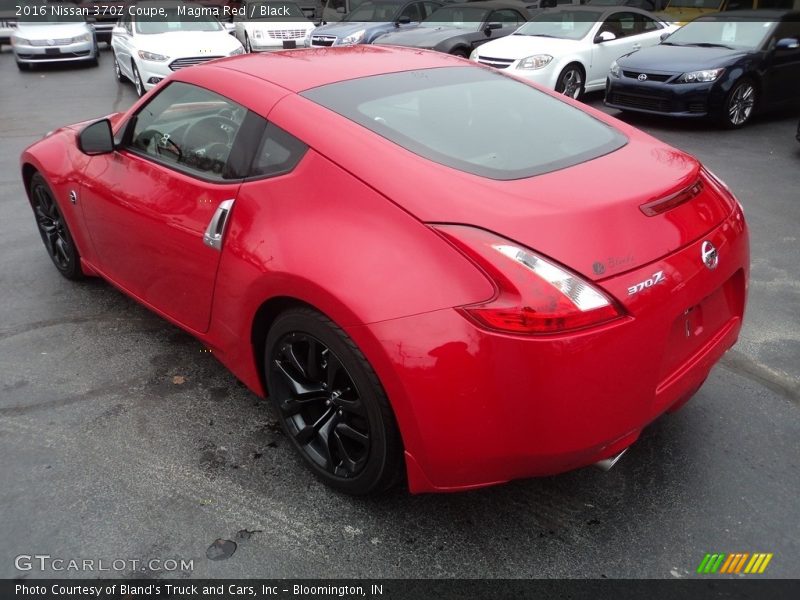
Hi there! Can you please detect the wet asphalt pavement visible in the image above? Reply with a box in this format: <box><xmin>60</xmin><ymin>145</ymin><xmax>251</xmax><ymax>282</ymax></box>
<box><xmin>0</xmin><ymin>47</ymin><xmax>798</xmax><ymax>580</ymax></box>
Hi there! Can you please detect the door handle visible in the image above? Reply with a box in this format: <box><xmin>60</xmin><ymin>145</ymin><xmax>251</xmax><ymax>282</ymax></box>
<box><xmin>203</xmin><ymin>199</ymin><xmax>235</xmax><ymax>251</ymax></box>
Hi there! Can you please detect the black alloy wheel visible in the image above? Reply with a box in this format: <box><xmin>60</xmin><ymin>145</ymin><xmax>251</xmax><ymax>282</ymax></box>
<box><xmin>721</xmin><ymin>77</ymin><xmax>756</xmax><ymax>129</ymax></box>
<box><xmin>29</xmin><ymin>173</ymin><xmax>83</xmax><ymax>280</ymax></box>
<box><xmin>132</xmin><ymin>62</ymin><xmax>145</xmax><ymax>97</ymax></box>
<box><xmin>113</xmin><ymin>52</ymin><xmax>124</xmax><ymax>81</ymax></box>
<box><xmin>266</xmin><ymin>308</ymin><xmax>403</xmax><ymax>494</ymax></box>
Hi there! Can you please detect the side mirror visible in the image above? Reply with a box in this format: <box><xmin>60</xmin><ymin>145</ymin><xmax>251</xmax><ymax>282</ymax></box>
<box><xmin>483</xmin><ymin>22</ymin><xmax>502</xmax><ymax>36</ymax></box>
<box><xmin>396</xmin><ymin>15</ymin><xmax>411</xmax><ymax>26</ymax></box>
<box><xmin>78</xmin><ymin>119</ymin><xmax>114</xmax><ymax>155</ymax></box>
<box><xmin>112</xmin><ymin>25</ymin><xmax>126</xmax><ymax>36</ymax></box>
<box><xmin>776</xmin><ymin>37</ymin><xmax>800</xmax><ymax>50</ymax></box>
<box><xmin>660</xmin><ymin>31</ymin><xmax>671</xmax><ymax>42</ymax></box>
<box><xmin>594</xmin><ymin>31</ymin><xmax>616</xmax><ymax>43</ymax></box>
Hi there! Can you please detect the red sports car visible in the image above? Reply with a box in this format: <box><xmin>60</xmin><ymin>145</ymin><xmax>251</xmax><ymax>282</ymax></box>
<box><xmin>21</xmin><ymin>47</ymin><xmax>749</xmax><ymax>494</ymax></box>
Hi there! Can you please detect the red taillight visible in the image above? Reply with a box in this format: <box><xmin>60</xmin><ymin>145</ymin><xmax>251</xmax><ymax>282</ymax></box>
<box><xmin>432</xmin><ymin>225</ymin><xmax>625</xmax><ymax>335</ymax></box>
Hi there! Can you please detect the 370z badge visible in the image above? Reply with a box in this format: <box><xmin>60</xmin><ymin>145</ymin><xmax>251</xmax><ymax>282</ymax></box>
<box><xmin>627</xmin><ymin>270</ymin><xmax>666</xmax><ymax>295</ymax></box>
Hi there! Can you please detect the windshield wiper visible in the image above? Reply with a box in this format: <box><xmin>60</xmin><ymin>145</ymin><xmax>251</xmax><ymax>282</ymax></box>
<box><xmin>684</xmin><ymin>42</ymin><xmax>734</xmax><ymax>50</ymax></box>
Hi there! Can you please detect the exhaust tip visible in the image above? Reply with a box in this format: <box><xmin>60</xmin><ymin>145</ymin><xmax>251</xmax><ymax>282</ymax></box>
<box><xmin>593</xmin><ymin>447</ymin><xmax>628</xmax><ymax>472</ymax></box>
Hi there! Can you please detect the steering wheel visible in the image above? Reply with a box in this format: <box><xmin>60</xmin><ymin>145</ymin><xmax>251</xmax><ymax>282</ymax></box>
<box><xmin>182</xmin><ymin>116</ymin><xmax>240</xmax><ymax>153</ymax></box>
<box><xmin>136</xmin><ymin>128</ymin><xmax>183</xmax><ymax>162</ymax></box>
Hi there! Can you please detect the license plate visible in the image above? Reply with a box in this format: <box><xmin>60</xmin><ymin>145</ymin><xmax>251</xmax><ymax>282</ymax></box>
<box><xmin>45</xmin><ymin>48</ymin><xmax>61</xmax><ymax>55</ymax></box>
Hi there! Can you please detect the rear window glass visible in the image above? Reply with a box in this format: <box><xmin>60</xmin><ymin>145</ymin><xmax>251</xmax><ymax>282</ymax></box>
<box><xmin>301</xmin><ymin>67</ymin><xmax>626</xmax><ymax>181</ymax></box>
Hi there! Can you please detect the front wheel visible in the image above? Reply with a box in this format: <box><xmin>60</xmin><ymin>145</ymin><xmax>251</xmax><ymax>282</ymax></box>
<box><xmin>720</xmin><ymin>77</ymin><xmax>756</xmax><ymax>129</ymax></box>
<box><xmin>132</xmin><ymin>61</ymin><xmax>145</xmax><ymax>97</ymax></box>
<box><xmin>29</xmin><ymin>173</ymin><xmax>84</xmax><ymax>280</ymax></box>
<box><xmin>112</xmin><ymin>51</ymin><xmax>125</xmax><ymax>81</ymax></box>
<box><xmin>245</xmin><ymin>33</ymin><xmax>252</xmax><ymax>53</ymax></box>
<box><xmin>265</xmin><ymin>307</ymin><xmax>403</xmax><ymax>495</ymax></box>
<box><xmin>555</xmin><ymin>64</ymin><xmax>584</xmax><ymax>100</ymax></box>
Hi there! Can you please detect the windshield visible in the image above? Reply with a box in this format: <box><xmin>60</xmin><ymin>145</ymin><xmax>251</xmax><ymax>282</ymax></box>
<box><xmin>136</xmin><ymin>12</ymin><xmax>223</xmax><ymax>34</ymax></box>
<box><xmin>421</xmin><ymin>7</ymin><xmax>489</xmax><ymax>30</ymax></box>
<box><xmin>302</xmin><ymin>67</ymin><xmax>626</xmax><ymax>181</ymax></box>
<box><xmin>514</xmin><ymin>10</ymin><xmax>602</xmax><ymax>40</ymax></box>
<box><xmin>20</xmin><ymin>13</ymin><xmax>87</xmax><ymax>25</ymax></box>
<box><xmin>666</xmin><ymin>0</ymin><xmax>722</xmax><ymax>8</ymax></box>
<box><xmin>345</xmin><ymin>1</ymin><xmax>403</xmax><ymax>21</ymax></box>
<box><xmin>664</xmin><ymin>18</ymin><xmax>774</xmax><ymax>49</ymax></box>
<box><xmin>245</xmin><ymin>2</ymin><xmax>307</xmax><ymax>20</ymax></box>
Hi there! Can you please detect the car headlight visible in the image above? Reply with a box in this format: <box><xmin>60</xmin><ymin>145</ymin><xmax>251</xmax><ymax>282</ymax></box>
<box><xmin>138</xmin><ymin>50</ymin><xmax>169</xmax><ymax>62</ymax></box>
<box><xmin>469</xmin><ymin>49</ymin><xmax>478</xmax><ymax>60</ymax></box>
<box><xmin>609</xmin><ymin>60</ymin><xmax>621</xmax><ymax>78</ymax></box>
<box><xmin>230</xmin><ymin>46</ymin><xmax>245</xmax><ymax>56</ymax></box>
<box><xmin>676</xmin><ymin>68</ymin><xmax>724</xmax><ymax>83</ymax></box>
<box><xmin>11</xmin><ymin>35</ymin><xmax>31</xmax><ymax>45</ymax></box>
<box><xmin>71</xmin><ymin>33</ymin><xmax>91</xmax><ymax>43</ymax></box>
<box><xmin>341</xmin><ymin>29</ymin><xmax>365</xmax><ymax>45</ymax></box>
<box><xmin>517</xmin><ymin>54</ymin><xmax>552</xmax><ymax>70</ymax></box>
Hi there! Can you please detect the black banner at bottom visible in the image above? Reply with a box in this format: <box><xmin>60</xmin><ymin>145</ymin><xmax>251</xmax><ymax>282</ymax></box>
<box><xmin>4</xmin><ymin>579</ymin><xmax>800</xmax><ymax>600</ymax></box>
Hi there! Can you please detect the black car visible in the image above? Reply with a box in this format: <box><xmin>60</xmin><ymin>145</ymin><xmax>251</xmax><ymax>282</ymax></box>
<box><xmin>605</xmin><ymin>10</ymin><xmax>800</xmax><ymax>128</ymax></box>
<box><xmin>374</xmin><ymin>1</ymin><xmax>528</xmax><ymax>57</ymax></box>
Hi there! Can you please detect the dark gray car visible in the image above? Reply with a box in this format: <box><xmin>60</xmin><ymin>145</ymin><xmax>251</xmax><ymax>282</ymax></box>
<box><xmin>375</xmin><ymin>1</ymin><xmax>528</xmax><ymax>56</ymax></box>
<box><xmin>309</xmin><ymin>0</ymin><xmax>442</xmax><ymax>46</ymax></box>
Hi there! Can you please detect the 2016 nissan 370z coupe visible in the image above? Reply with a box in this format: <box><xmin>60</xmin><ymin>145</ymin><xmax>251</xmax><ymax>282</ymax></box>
<box><xmin>21</xmin><ymin>46</ymin><xmax>749</xmax><ymax>495</ymax></box>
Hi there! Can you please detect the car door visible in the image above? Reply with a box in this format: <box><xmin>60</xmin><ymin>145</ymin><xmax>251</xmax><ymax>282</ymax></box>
<box><xmin>764</xmin><ymin>18</ymin><xmax>800</xmax><ymax>103</ymax></box>
<box><xmin>79</xmin><ymin>81</ymin><xmax>258</xmax><ymax>333</ymax></box>
<box><xmin>588</xmin><ymin>11</ymin><xmax>647</xmax><ymax>87</ymax></box>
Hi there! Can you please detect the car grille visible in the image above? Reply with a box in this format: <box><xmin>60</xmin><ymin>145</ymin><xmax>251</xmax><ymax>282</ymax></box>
<box><xmin>608</xmin><ymin>92</ymin><xmax>671</xmax><ymax>112</ymax></box>
<box><xmin>169</xmin><ymin>56</ymin><xmax>223</xmax><ymax>71</ymax></box>
<box><xmin>267</xmin><ymin>29</ymin><xmax>307</xmax><ymax>40</ymax></box>
<box><xmin>310</xmin><ymin>35</ymin><xmax>336</xmax><ymax>47</ymax></box>
<box><xmin>29</xmin><ymin>37</ymin><xmax>74</xmax><ymax>46</ymax></box>
<box><xmin>477</xmin><ymin>56</ymin><xmax>514</xmax><ymax>69</ymax></box>
<box><xmin>623</xmin><ymin>70</ymin><xmax>672</xmax><ymax>83</ymax></box>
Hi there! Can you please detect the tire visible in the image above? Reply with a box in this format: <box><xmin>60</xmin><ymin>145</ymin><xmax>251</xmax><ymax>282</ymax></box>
<box><xmin>720</xmin><ymin>77</ymin><xmax>756</xmax><ymax>129</ymax></box>
<box><xmin>555</xmin><ymin>63</ymin><xmax>585</xmax><ymax>100</ymax></box>
<box><xmin>265</xmin><ymin>307</ymin><xmax>403</xmax><ymax>495</ymax></box>
<box><xmin>132</xmin><ymin>61</ymin><xmax>145</xmax><ymax>97</ymax></box>
<box><xmin>451</xmin><ymin>48</ymin><xmax>468</xmax><ymax>58</ymax></box>
<box><xmin>113</xmin><ymin>51</ymin><xmax>125</xmax><ymax>82</ymax></box>
<box><xmin>245</xmin><ymin>33</ymin><xmax>252</xmax><ymax>53</ymax></box>
<box><xmin>29</xmin><ymin>173</ymin><xmax>84</xmax><ymax>281</ymax></box>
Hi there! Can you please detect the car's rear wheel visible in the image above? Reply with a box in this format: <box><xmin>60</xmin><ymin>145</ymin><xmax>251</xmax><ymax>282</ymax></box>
<box><xmin>29</xmin><ymin>173</ymin><xmax>83</xmax><ymax>281</ymax></box>
<box><xmin>132</xmin><ymin>61</ymin><xmax>145</xmax><ymax>97</ymax></box>
<box><xmin>113</xmin><ymin>51</ymin><xmax>125</xmax><ymax>81</ymax></box>
<box><xmin>555</xmin><ymin>63</ymin><xmax>584</xmax><ymax>100</ymax></box>
<box><xmin>721</xmin><ymin>77</ymin><xmax>756</xmax><ymax>129</ymax></box>
<box><xmin>265</xmin><ymin>307</ymin><xmax>403</xmax><ymax>495</ymax></box>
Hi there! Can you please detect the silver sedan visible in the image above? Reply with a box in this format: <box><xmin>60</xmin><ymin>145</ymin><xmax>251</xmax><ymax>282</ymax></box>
<box><xmin>12</xmin><ymin>16</ymin><xmax>99</xmax><ymax>70</ymax></box>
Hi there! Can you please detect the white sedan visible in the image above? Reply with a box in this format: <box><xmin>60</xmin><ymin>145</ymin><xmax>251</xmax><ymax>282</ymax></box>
<box><xmin>233</xmin><ymin>1</ymin><xmax>317</xmax><ymax>52</ymax></box>
<box><xmin>471</xmin><ymin>6</ymin><xmax>676</xmax><ymax>99</ymax></box>
<box><xmin>111</xmin><ymin>3</ymin><xmax>244</xmax><ymax>96</ymax></box>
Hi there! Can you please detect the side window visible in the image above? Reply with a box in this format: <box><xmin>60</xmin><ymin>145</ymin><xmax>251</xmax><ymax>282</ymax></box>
<box><xmin>489</xmin><ymin>9</ymin><xmax>526</xmax><ymax>25</ymax></box>
<box><xmin>128</xmin><ymin>82</ymin><xmax>247</xmax><ymax>180</ymax></box>
<box><xmin>399</xmin><ymin>2</ymin><xmax>424</xmax><ymax>22</ymax></box>
<box><xmin>639</xmin><ymin>15</ymin><xmax>663</xmax><ymax>32</ymax></box>
<box><xmin>422</xmin><ymin>1</ymin><xmax>441</xmax><ymax>18</ymax></box>
<box><xmin>249</xmin><ymin>123</ymin><xmax>308</xmax><ymax>179</ymax></box>
<box><xmin>600</xmin><ymin>12</ymin><xmax>638</xmax><ymax>39</ymax></box>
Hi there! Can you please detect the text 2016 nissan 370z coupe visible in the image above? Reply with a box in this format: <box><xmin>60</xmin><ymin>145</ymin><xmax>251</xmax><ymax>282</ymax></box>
<box><xmin>21</xmin><ymin>47</ymin><xmax>749</xmax><ymax>495</ymax></box>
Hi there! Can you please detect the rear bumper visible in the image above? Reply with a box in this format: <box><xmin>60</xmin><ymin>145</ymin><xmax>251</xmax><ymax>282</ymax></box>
<box><xmin>354</xmin><ymin>207</ymin><xmax>749</xmax><ymax>493</ymax></box>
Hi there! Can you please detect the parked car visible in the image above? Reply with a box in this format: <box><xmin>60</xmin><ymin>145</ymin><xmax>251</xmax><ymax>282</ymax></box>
<box><xmin>21</xmin><ymin>47</ymin><xmax>749</xmax><ymax>495</ymax></box>
<box><xmin>605</xmin><ymin>10</ymin><xmax>800</xmax><ymax>128</ymax></box>
<box><xmin>375</xmin><ymin>1</ymin><xmax>528</xmax><ymax>57</ymax></box>
<box><xmin>662</xmin><ymin>0</ymin><xmax>797</xmax><ymax>25</ymax></box>
<box><xmin>308</xmin><ymin>0</ymin><xmax>442</xmax><ymax>46</ymax></box>
<box><xmin>11</xmin><ymin>14</ymin><xmax>99</xmax><ymax>71</ymax></box>
<box><xmin>111</xmin><ymin>2</ymin><xmax>244</xmax><ymax>96</ymax></box>
<box><xmin>233</xmin><ymin>0</ymin><xmax>317</xmax><ymax>51</ymax></box>
<box><xmin>471</xmin><ymin>6</ymin><xmax>675</xmax><ymax>98</ymax></box>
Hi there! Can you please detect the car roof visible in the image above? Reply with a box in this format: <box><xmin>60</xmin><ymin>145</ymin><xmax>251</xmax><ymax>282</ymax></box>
<box><xmin>210</xmin><ymin>46</ymin><xmax>472</xmax><ymax>93</ymax></box>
